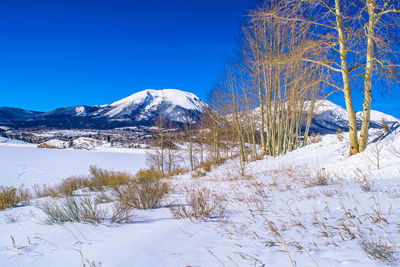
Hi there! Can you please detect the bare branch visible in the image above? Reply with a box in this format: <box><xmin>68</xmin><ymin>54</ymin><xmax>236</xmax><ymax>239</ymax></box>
<box><xmin>300</xmin><ymin>58</ymin><xmax>342</xmax><ymax>72</ymax></box>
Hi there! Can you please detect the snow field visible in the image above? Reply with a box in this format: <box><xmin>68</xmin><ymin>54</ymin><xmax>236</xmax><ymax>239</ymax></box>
<box><xmin>0</xmin><ymin>145</ymin><xmax>147</xmax><ymax>187</ymax></box>
<box><xmin>0</xmin><ymin>128</ymin><xmax>399</xmax><ymax>266</ymax></box>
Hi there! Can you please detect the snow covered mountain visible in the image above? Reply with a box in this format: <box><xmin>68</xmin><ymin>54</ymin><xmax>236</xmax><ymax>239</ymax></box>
<box><xmin>101</xmin><ymin>89</ymin><xmax>206</xmax><ymax>123</ymax></box>
<box><xmin>0</xmin><ymin>90</ymin><xmax>398</xmax><ymax>132</ymax></box>
<box><xmin>0</xmin><ymin>89</ymin><xmax>206</xmax><ymax>129</ymax></box>
<box><xmin>308</xmin><ymin>100</ymin><xmax>399</xmax><ymax>134</ymax></box>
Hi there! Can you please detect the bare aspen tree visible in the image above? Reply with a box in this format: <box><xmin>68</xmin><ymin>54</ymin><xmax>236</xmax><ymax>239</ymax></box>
<box><xmin>259</xmin><ymin>0</ymin><xmax>399</xmax><ymax>155</ymax></box>
<box><xmin>147</xmin><ymin>115</ymin><xmax>180</xmax><ymax>176</ymax></box>
<box><xmin>206</xmin><ymin>85</ymin><xmax>229</xmax><ymax>162</ymax></box>
<box><xmin>147</xmin><ymin>115</ymin><xmax>167</xmax><ymax>176</ymax></box>
<box><xmin>257</xmin><ymin>0</ymin><xmax>361</xmax><ymax>155</ymax></box>
<box><xmin>241</xmin><ymin>84</ymin><xmax>258</xmax><ymax>161</ymax></box>
<box><xmin>195</xmin><ymin>120</ymin><xmax>208</xmax><ymax>166</ymax></box>
<box><xmin>183</xmin><ymin>119</ymin><xmax>195</xmax><ymax>171</ymax></box>
<box><xmin>245</xmin><ymin>5</ymin><xmax>323</xmax><ymax>157</ymax></box>
<box><xmin>165</xmin><ymin>124</ymin><xmax>178</xmax><ymax>176</ymax></box>
<box><xmin>203</xmin><ymin>2</ymin><xmax>323</xmax><ymax>161</ymax></box>
<box><xmin>359</xmin><ymin>0</ymin><xmax>400</xmax><ymax>151</ymax></box>
<box><xmin>241</xmin><ymin>23</ymin><xmax>267</xmax><ymax>155</ymax></box>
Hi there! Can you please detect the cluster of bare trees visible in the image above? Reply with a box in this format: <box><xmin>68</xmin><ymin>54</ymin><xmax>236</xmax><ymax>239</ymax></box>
<box><xmin>202</xmin><ymin>1</ymin><xmax>327</xmax><ymax>163</ymax></box>
<box><xmin>258</xmin><ymin>0</ymin><xmax>399</xmax><ymax>155</ymax></box>
<box><xmin>205</xmin><ymin>0</ymin><xmax>399</xmax><ymax>159</ymax></box>
<box><xmin>147</xmin><ymin>0</ymin><xmax>400</xmax><ymax>177</ymax></box>
<box><xmin>146</xmin><ymin>116</ymin><xmax>181</xmax><ymax>177</ymax></box>
<box><xmin>147</xmin><ymin>115</ymin><xmax>209</xmax><ymax>176</ymax></box>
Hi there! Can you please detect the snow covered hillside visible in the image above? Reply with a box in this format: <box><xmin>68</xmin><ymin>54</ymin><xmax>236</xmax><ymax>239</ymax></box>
<box><xmin>0</xmin><ymin>126</ymin><xmax>400</xmax><ymax>266</ymax></box>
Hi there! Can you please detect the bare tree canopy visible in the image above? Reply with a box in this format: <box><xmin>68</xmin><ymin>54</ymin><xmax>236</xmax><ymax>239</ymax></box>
<box><xmin>257</xmin><ymin>0</ymin><xmax>400</xmax><ymax>155</ymax></box>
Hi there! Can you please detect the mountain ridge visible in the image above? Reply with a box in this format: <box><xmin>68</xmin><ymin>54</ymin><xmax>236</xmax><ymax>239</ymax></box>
<box><xmin>0</xmin><ymin>89</ymin><xmax>206</xmax><ymax>129</ymax></box>
<box><xmin>0</xmin><ymin>89</ymin><xmax>398</xmax><ymax>132</ymax></box>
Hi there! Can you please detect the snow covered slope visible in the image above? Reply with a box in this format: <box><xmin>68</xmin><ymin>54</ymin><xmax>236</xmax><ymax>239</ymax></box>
<box><xmin>308</xmin><ymin>100</ymin><xmax>399</xmax><ymax>134</ymax></box>
<box><xmin>0</xmin><ymin>89</ymin><xmax>206</xmax><ymax>129</ymax></box>
<box><xmin>1</xmin><ymin>120</ymin><xmax>400</xmax><ymax>266</ymax></box>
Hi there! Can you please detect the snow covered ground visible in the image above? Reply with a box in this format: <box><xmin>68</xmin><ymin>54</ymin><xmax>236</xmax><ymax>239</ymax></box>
<box><xmin>0</xmin><ymin>128</ymin><xmax>400</xmax><ymax>266</ymax></box>
<box><xmin>0</xmin><ymin>144</ymin><xmax>147</xmax><ymax>187</ymax></box>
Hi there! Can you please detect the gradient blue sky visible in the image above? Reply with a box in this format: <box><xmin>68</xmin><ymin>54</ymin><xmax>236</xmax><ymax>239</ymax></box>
<box><xmin>0</xmin><ymin>0</ymin><xmax>399</xmax><ymax>117</ymax></box>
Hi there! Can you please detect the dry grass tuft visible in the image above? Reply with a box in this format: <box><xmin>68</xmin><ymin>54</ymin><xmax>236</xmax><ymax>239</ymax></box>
<box><xmin>303</xmin><ymin>169</ymin><xmax>333</xmax><ymax>187</ymax></box>
<box><xmin>191</xmin><ymin>169</ymin><xmax>207</xmax><ymax>178</ymax></box>
<box><xmin>355</xmin><ymin>169</ymin><xmax>374</xmax><ymax>192</ymax></box>
<box><xmin>110</xmin><ymin>202</ymin><xmax>134</xmax><ymax>223</ymax></box>
<box><xmin>359</xmin><ymin>235</ymin><xmax>398</xmax><ymax>265</ymax></box>
<box><xmin>336</xmin><ymin>130</ymin><xmax>344</xmax><ymax>142</ymax></box>
<box><xmin>170</xmin><ymin>187</ymin><xmax>227</xmax><ymax>221</ymax></box>
<box><xmin>309</xmin><ymin>133</ymin><xmax>322</xmax><ymax>144</ymax></box>
<box><xmin>39</xmin><ymin>196</ymin><xmax>105</xmax><ymax>224</ymax></box>
<box><xmin>166</xmin><ymin>168</ymin><xmax>186</xmax><ymax>178</ymax></box>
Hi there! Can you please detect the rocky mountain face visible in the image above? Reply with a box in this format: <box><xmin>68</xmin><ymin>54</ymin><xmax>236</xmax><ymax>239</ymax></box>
<box><xmin>0</xmin><ymin>89</ymin><xmax>206</xmax><ymax>129</ymax></box>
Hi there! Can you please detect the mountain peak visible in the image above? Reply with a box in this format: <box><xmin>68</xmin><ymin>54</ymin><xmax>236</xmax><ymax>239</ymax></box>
<box><xmin>105</xmin><ymin>89</ymin><xmax>206</xmax><ymax>122</ymax></box>
<box><xmin>110</xmin><ymin>89</ymin><xmax>203</xmax><ymax>110</ymax></box>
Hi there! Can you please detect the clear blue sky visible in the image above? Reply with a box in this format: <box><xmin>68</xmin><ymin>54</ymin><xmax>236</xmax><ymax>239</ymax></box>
<box><xmin>0</xmin><ymin>0</ymin><xmax>399</xmax><ymax>117</ymax></box>
<box><xmin>0</xmin><ymin>0</ymin><xmax>257</xmax><ymax>111</ymax></box>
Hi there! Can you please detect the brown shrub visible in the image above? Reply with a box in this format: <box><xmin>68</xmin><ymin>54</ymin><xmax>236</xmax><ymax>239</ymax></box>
<box><xmin>115</xmin><ymin>173</ymin><xmax>170</xmax><ymax>210</ymax></box>
<box><xmin>33</xmin><ymin>184</ymin><xmax>60</xmax><ymax>198</ymax></box>
<box><xmin>0</xmin><ymin>185</ymin><xmax>32</xmax><ymax>210</ymax></box>
<box><xmin>37</xmin><ymin>143</ymin><xmax>61</xmax><ymax>149</ymax></box>
<box><xmin>134</xmin><ymin>167</ymin><xmax>164</xmax><ymax>180</ymax></box>
<box><xmin>89</xmin><ymin>166</ymin><xmax>133</xmax><ymax>191</ymax></box>
<box><xmin>166</xmin><ymin>168</ymin><xmax>186</xmax><ymax>178</ymax></box>
<box><xmin>57</xmin><ymin>176</ymin><xmax>91</xmax><ymax>196</ymax></box>
<box><xmin>33</xmin><ymin>167</ymin><xmax>134</xmax><ymax>199</ymax></box>
<box><xmin>198</xmin><ymin>160</ymin><xmax>214</xmax><ymax>172</ymax></box>
<box><xmin>196</xmin><ymin>158</ymin><xmax>227</xmax><ymax>173</ymax></box>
